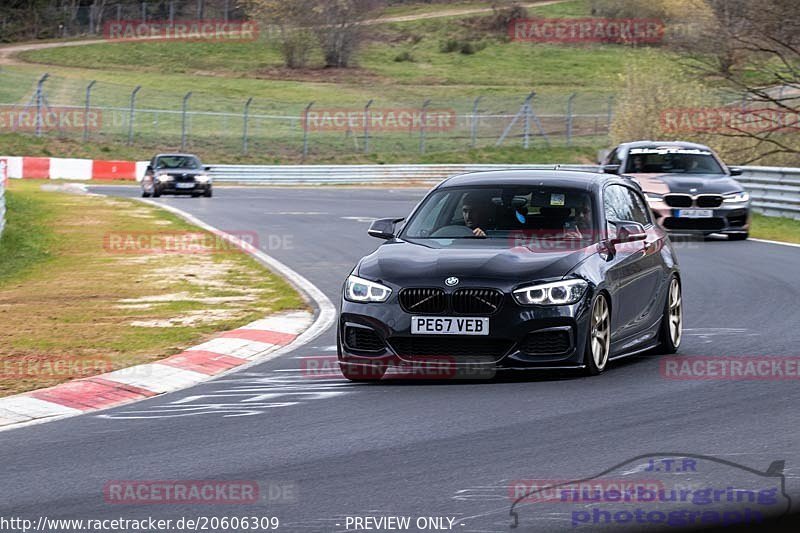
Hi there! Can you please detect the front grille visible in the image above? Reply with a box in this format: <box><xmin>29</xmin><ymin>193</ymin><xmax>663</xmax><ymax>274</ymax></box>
<box><xmin>389</xmin><ymin>337</ymin><xmax>513</xmax><ymax>359</ymax></box>
<box><xmin>663</xmin><ymin>217</ymin><xmax>726</xmax><ymax>231</ymax></box>
<box><xmin>172</xmin><ymin>174</ymin><xmax>195</xmax><ymax>183</ymax></box>
<box><xmin>452</xmin><ymin>289</ymin><xmax>504</xmax><ymax>315</ymax></box>
<box><xmin>696</xmin><ymin>195</ymin><xmax>723</xmax><ymax>208</ymax></box>
<box><xmin>663</xmin><ymin>194</ymin><xmax>693</xmax><ymax>208</ymax></box>
<box><xmin>399</xmin><ymin>288</ymin><xmax>446</xmax><ymax>314</ymax></box>
<box><xmin>344</xmin><ymin>326</ymin><xmax>385</xmax><ymax>352</ymax></box>
<box><xmin>520</xmin><ymin>329</ymin><xmax>572</xmax><ymax>356</ymax></box>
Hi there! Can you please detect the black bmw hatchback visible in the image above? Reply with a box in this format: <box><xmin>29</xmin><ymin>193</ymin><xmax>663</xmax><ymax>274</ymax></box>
<box><xmin>338</xmin><ymin>170</ymin><xmax>683</xmax><ymax>381</ymax></box>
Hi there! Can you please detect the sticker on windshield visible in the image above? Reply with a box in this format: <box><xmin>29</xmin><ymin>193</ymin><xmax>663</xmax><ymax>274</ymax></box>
<box><xmin>550</xmin><ymin>194</ymin><xmax>565</xmax><ymax>206</ymax></box>
<box><xmin>630</xmin><ymin>147</ymin><xmax>712</xmax><ymax>155</ymax></box>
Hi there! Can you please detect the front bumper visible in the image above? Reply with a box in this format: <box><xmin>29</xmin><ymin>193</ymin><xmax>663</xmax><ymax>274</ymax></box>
<box><xmin>649</xmin><ymin>202</ymin><xmax>750</xmax><ymax>235</ymax></box>
<box><xmin>158</xmin><ymin>181</ymin><xmax>211</xmax><ymax>194</ymax></box>
<box><xmin>338</xmin><ymin>291</ymin><xmax>593</xmax><ymax>377</ymax></box>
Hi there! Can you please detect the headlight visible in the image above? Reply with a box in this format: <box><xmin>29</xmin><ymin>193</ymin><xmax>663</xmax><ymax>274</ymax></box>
<box><xmin>196</xmin><ymin>174</ymin><xmax>211</xmax><ymax>183</ymax></box>
<box><xmin>645</xmin><ymin>193</ymin><xmax>663</xmax><ymax>203</ymax></box>
<box><xmin>513</xmin><ymin>279</ymin><xmax>588</xmax><ymax>306</ymax></box>
<box><xmin>156</xmin><ymin>174</ymin><xmax>173</xmax><ymax>183</ymax></box>
<box><xmin>344</xmin><ymin>275</ymin><xmax>392</xmax><ymax>303</ymax></box>
<box><xmin>723</xmin><ymin>191</ymin><xmax>750</xmax><ymax>204</ymax></box>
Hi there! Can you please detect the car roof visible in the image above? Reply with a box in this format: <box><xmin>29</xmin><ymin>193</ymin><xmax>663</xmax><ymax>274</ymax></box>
<box><xmin>618</xmin><ymin>140</ymin><xmax>713</xmax><ymax>151</ymax></box>
<box><xmin>153</xmin><ymin>153</ymin><xmax>200</xmax><ymax>159</ymax></box>
<box><xmin>438</xmin><ymin>169</ymin><xmax>616</xmax><ymax>191</ymax></box>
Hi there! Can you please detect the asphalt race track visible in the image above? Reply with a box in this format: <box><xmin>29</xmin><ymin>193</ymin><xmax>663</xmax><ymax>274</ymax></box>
<box><xmin>2</xmin><ymin>186</ymin><xmax>799</xmax><ymax>532</ymax></box>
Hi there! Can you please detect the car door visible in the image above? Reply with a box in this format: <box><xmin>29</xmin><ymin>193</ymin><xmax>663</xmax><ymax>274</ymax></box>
<box><xmin>602</xmin><ymin>184</ymin><xmax>661</xmax><ymax>348</ymax></box>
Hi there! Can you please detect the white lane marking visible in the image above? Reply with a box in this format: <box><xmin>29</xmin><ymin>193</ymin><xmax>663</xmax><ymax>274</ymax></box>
<box><xmin>750</xmin><ymin>238</ymin><xmax>800</xmax><ymax>249</ymax></box>
<box><xmin>99</xmin><ymin>374</ymin><xmax>351</xmax><ymax>420</ymax></box>
<box><xmin>341</xmin><ymin>216</ymin><xmax>378</xmax><ymax>223</ymax></box>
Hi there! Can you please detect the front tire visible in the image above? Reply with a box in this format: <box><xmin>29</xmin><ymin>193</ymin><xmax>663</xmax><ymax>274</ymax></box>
<box><xmin>657</xmin><ymin>276</ymin><xmax>682</xmax><ymax>354</ymax></box>
<box><xmin>204</xmin><ymin>188</ymin><xmax>213</xmax><ymax>198</ymax></box>
<box><xmin>141</xmin><ymin>189</ymin><xmax>151</xmax><ymax>198</ymax></box>
<box><xmin>152</xmin><ymin>186</ymin><xmax>161</xmax><ymax>198</ymax></box>
<box><xmin>584</xmin><ymin>293</ymin><xmax>611</xmax><ymax>375</ymax></box>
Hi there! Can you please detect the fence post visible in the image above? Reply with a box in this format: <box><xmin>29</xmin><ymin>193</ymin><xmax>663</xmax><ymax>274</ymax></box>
<box><xmin>606</xmin><ymin>95</ymin><xmax>614</xmax><ymax>133</ymax></box>
<box><xmin>523</xmin><ymin>99</ymin><xmax>531</xmax><ymax>149</ymax></box>
<box><xmin>302</xmin><ymin>101</ymin><xmax>314</xmax><ymax>160</ymax></box>
<box><xmin>497</xmin><ymin>91</ymin><xmax>533</xmax><ymax>146</ymax></box>
<box><xmin>242</xmin><ymin>97</ymin><xmax>253</xmax><ymax>155</ymax></box>
<box><xmin>419</xmin><ymin>99</ymin><xmax>431</xmax><ymax>154</ymax></box>
<box><xmin>35</xmin><ymin>73</ymin><xmax>49</xmax><ymax>138</ymax></box>
<box><xmin>471</xmin><ymin>96</ymin><xmax>482</xmax><ymax>148</ymax></box>
<box><xmin>83</xmin><ymin>80</ymin><xmax>96</xmax><ymax>142</ymax></box>
<box><xmin>141</xmin><ymin>1</ymin><xmax>147</xmax><ymax>21</ymax></box>
<box><xmin>128</xmin><ymin>85</ymin><xmax>141</xmax><ymax>145</ymax></box>
<box><xmin>364</xmin><ymin>99</ymin><xmax>373</xmax><ymax>154</ymax></box>
<box><xmin>169</xmin><ymin>1</ymin><xmax>175</xmax><ymax>24</ymax></box>
<box><xmin>566</xmin><ymin>93</ymin><xmax>576</xmax><ymax>147</ymax></box>
<box><xmin>181</xmin><ymin>91</ymin><xmax>192</xmax><ymax>151</ymax></box>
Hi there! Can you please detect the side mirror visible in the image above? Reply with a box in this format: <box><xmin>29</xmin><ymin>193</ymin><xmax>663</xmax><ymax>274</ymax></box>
<box><xmin>729</xmin><ymin>167</ymin><xmax>743</xmax><ymax>176</ymax></box>
<box><xmin>602</xmin><ymin>164</ymin><xmax>620</xmax><ymax>175</ymax></box>
<box><xmin>610</xmin><ymin>221</ymin><xmax>647</xmax><ymax>246</ymax></box>
<box><xmin>146</xmin><ymin>165</ymin><xmax>153</xmax><ymax>173</ymax></box>
<box><xmin>203</xmin><ymin>166</ymin><xmax>212</xmax><ymax>171</ymax></box>
<box><xmin>368</xmin><ymin>217</ymin><xmax>405</xmax><ymax>240</ymax></box>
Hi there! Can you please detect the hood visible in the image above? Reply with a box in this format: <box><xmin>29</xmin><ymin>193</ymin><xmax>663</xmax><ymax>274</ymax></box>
<box><xmin>356</xmin><ymin>239</ymin><xmax>595</xmax><ymax>289</ymax></box>
<box><xmin>625</xmin><ymin>173</ymin><xmax>743</xmax><ymax>195</ymax></box>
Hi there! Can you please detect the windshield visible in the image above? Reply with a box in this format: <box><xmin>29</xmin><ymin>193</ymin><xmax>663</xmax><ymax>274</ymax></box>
<box><xmin>625</xmin><ymin>148</ymin><xmax>724</xmax><ymax>174</ymax></box>
<box><xmin>401</xmin><ymin>186</ymin><xmax>596</xmax><ymax>244</ymax></box>
<box><xmin>155</xmin><ymin>155</ymin><xmax>202</xmax><ymax>170</ymax></box>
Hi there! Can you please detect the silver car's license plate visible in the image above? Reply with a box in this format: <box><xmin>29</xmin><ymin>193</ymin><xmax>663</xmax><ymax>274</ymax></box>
<box><xmin>676</xmin><ymin>209</ymin><xmax>713</xmax><ymax>218</ymax></box>
<box><xmin>175</xmin><ymin>182</ymin><xmax>195</xmax><ymax>189</ymax></box>
<box><xmin>411</xmin><ymin>316</ymin><xmax>489</xmax><ymax>335</ymax></box>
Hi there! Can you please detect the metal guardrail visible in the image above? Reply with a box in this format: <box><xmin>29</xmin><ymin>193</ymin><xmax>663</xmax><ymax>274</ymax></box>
<box><xmin>209</xmin><ymin>163</ymin><xmax>800</xmax><ymax>220</ymax></box>
<box><xmin>208</xmin><ymin>164</ymin><xmax>598</xmax><ymax>184</ymax></box>
<box><xmin>737</xmin><ymin>167</ymin><xmax>800</xmax><ymax>220</ymax></box>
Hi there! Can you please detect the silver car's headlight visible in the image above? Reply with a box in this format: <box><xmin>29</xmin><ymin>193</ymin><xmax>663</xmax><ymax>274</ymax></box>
<box><xmin>645</xmin><ymin>193</ymin><xmax>663</xmax><ymax>203</ymax></box>
<box><xmin>344</xmin><ymin>275</ymin><xmax>392</xmax><ymax>303</ymax></box>
<box><xmin>513</xmin><ymin>279</ymin><xmax>588</xmax><ymax>306</ymax></box>
<box><xmin>156</xmin><ymin>174</ymin><xmax>173</xmax><ymax>183</ymax></box>
<box><xmin>196</xmin><ymin>174</ymin><xmax>211</xmax><ymax>183</ymax></box>
<box><xmin>723</xmin><ymin>191</ymin><xmax>750</xmax><ymax>204</ymax></box>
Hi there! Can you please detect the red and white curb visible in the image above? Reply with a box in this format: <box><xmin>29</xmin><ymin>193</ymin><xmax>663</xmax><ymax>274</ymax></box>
<box><xmin>0</xmin><ymin>156</ymin><xmax>146</xmax><ymax>181</ymax></box>
<box><xmin>0</xmin><ymin>199</ymin><xmax>336</xmax><ymax>431</ymax></box>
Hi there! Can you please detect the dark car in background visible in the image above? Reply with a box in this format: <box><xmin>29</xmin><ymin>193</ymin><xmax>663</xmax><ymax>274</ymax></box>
<box><xmin>601</xmin><ymin>141</ymin><xmax>750</xmax><ymax>240</ymax></box>
<box><xmin>337</xmin><ymin>170</ymin><xmax>683</xmax><ymax>381</ymax></box>
<box><xmin>141</xmin><ymin>153</ymin><xmax>213</xmax><ymax>198</ymax></box>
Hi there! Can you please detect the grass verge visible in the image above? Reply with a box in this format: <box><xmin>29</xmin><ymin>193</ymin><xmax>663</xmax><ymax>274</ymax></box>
<box><xmin>750</xmin><ymin>213</ymin><xmax>800</xmax><ymax>244</ymax></box>
<box><xmin>0</xmin><ymin>180</ymin><xmax>305</xmax><ymax>397</ymax></box>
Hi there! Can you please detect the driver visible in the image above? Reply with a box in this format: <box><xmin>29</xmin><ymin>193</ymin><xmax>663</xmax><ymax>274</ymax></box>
<box><xmin>629</xmin><ymin>156</ymin><xmax>645</xmax><ymax>173</ymax></box>
<box><xmin>462</xmin><ymin>192</ymin><xmax>494</xmax><ymax>238</ymax></box>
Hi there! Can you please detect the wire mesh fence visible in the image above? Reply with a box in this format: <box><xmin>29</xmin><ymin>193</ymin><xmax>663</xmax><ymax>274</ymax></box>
<box><xmin>0</xmin><ymin>68</ymin><xmax>617</xmax><ymax>159</ymax></box>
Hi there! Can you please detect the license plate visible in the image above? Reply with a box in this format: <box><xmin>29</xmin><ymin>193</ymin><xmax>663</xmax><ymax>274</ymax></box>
<box><xmin>676</xmin><ymin>209</ymin><xmax>713</xmax><ymax>218</ymax></box>
<box><xmin>175</xmin><ymin>182</ymin><xmax>195</xmax><ymax>189</ymax></box>
<box><xmin>411</xmin><ymin>316</ymin><xmax>489</xmax><ymax>335</ymax></box>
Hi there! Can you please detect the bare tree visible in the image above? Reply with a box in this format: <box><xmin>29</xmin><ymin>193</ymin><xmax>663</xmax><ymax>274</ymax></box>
<box><xmin>313</xmin><ymin>0</ymin><xmax>383</xmax><ymax>68</ymax></box>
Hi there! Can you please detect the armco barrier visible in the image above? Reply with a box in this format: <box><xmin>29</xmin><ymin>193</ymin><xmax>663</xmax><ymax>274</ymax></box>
<box><xmin>737</xmin><ymin>167</ymin><xmax>800</xmax><ymax>220</ymax></box>
<box><xmin>206</xmin><ymin>164</ymin><xmax>598</xmax><ymax>184</ymax></box>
